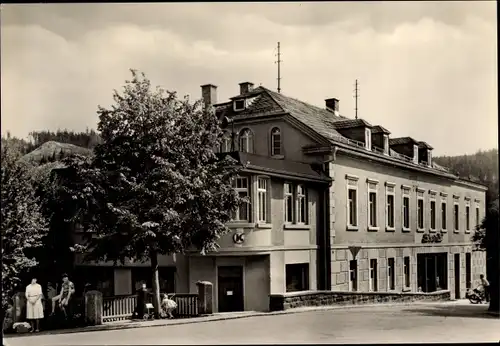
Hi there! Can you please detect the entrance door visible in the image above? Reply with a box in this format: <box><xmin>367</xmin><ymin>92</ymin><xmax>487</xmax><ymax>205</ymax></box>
<box><xmin>218</xmin><ymin>266</ymin><xmax>244</xmax><ymax>312</ymax></box>
<box><xmin>465</xmin><ymin>253</ymin><xmax>471</xmax><ymax>289</ymax></box>
<box><xmin>454</xmin><ymin>254</ymin><xmax>460</xmax><ymax>299</ymax></box>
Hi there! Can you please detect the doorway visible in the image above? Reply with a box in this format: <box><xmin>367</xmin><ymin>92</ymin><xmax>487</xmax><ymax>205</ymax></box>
<box><xmin>454</xmin><ymin>253</ymin><xmax>460</xmax><ymax>299</ymax></box>
<box><xmin>465</xmin><ymin>253</ymin><xmax>471</xmax><ymax>289</ymax></box>
<box><xmin>217</xmin><ymin>266</ymin><xmax>244</xmax><ymax>312</ymax></box>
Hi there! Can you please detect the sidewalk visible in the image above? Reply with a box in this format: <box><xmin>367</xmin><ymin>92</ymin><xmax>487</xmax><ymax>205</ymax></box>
<box><xmin>6</xmin><ymin>299</ymin><xmax>495</xmax><ymax>338</ymax></box>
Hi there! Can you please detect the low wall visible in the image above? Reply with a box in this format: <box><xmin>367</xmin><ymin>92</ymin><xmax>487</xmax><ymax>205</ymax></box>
<box><xmin>269</xmin><ymin>290</ymin><xmax>451</xmax><ymax>311</ymax></box>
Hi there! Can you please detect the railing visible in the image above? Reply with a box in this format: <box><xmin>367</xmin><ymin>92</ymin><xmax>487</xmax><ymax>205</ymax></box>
<box><xmin>372</xmin><ymin>146</ymin><xmax>386</xmax><ymax>155</ymax></box>
<box><xmin>390</xmin><ymin>150</ymin><xmax>414</xmax><ymax>163</ymax></box>
<box><xmin>346</xmin><ymin>138</ymin><xmax>365</xmax><ymax>148</ymax></box>
<box><xmin>419</xmin><ymin>161</ymin><xmax>429</xmax><ymax>166</ymax></box>
<box><xmin>103</xmin><ymin>294</ymin><xmax>137</xmax><ymax>322</ymax></box>
<box><xmin>171</xmin><ymin>293</ymin><xmax>199</xmax><ymax>318</ymax></box>
<box><xmin>102</xmin><ymin>293</ymin><xmax>199</xmax><ymax>323</ymax></box>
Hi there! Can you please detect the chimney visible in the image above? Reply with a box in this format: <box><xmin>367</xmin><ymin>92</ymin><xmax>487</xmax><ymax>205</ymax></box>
<box><xmin>325</xmin><ymin>98</ymin><xmax>340</xmax><ymax>116</ymax></box>
<box><xmin>201</xmin><ymin>84</ymin><xmax>217</xmax><ymax>106</ymax></box>
<box><xmin>239</xmin><ymin>82</ymin><xmax>254</xmax><ymax>95</ymax></box>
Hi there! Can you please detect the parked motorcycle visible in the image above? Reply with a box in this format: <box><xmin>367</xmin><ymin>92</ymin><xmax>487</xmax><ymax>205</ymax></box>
<box><xmin>465</xmin><ymin>287</ymin><xmax>485</xmax><ymax>304</ymax></box>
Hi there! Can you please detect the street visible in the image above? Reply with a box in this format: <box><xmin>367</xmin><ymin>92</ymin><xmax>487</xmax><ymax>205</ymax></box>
<box><xmin>5</xmin><ymin>301</ymin><xmax>500</xmax><ymax>345</ymax></box>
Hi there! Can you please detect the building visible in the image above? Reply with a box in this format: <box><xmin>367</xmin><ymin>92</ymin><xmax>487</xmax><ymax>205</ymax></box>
<box><xmin>73</xmin><ymin>81</ymin><xmax>486</xmax><ymax>311</ymax></box>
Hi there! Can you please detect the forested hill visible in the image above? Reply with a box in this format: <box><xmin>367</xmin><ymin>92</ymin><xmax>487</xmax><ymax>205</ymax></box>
<box><xmin>434</xmin><ymin>149</ymin><xmax>498</xmax><ymax>202</ymax></box>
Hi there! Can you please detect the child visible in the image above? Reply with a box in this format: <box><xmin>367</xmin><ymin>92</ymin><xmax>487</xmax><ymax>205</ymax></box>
<box><xmin>161</xmin><ymin>293</ymin><xmax>177</xmax><ymax>319</ymax></box>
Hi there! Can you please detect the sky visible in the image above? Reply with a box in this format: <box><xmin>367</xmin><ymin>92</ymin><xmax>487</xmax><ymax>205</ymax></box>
<box><xmin>1</xmin><ymin>2</ymin><xmax>497</xmax><ymax>156</ymax></box>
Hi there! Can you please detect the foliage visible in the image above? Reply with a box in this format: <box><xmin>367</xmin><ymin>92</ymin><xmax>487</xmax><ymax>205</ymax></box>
<box><xmin>1</xmin><ymin>138</ymin><xmax>48</xmax><ymax>309</ymax></box>
<box><xmin>63</xmin><ymin>70</ymin><xmax>245</xmax><ymax>316</ymax></box>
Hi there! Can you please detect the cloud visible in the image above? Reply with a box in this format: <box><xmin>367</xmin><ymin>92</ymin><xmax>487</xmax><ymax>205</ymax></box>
<box><xmin>1</xmin><ymin>3</ymin><xmax>497</xmax><ymax>155</ymax></box>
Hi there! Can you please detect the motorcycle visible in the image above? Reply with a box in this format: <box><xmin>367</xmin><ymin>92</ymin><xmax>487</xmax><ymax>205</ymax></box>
<box><xmin>465</xmin><ymin>287</ymin><xmax>485</xmax><ymax>304</ymax></box>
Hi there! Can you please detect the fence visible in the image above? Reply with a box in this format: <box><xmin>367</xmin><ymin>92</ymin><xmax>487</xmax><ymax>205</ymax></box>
<box><xmin>102</xmin><ymin>293</ymin><xmax>199</xmax><ymax>323</ymax></box>
<box><xmin>102</xmin><ymin>294</ymin><xmax>137</xmax><ymax>322</ymax></box>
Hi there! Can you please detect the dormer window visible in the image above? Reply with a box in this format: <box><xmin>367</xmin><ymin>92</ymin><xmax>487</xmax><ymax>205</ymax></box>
<box><xmin>239</xmin><ymin>128</ymin><xmax>253</xmax><ymax>153</ymax></box>
<box><xmin>365</xmin><ymin>128</ymin><xmax>371</xmax><ymax>150</ymax></box>
<box><xmin>233</xmin><ymin>99</ymin><xmax>246</xmax><ymax>111</ymax></box>
<box><xmin>383</xmin><ymin>135</ymin><xmax>389</xmax><ymax>155</ymax></box>
<box><xmin>413</xmin><ymin>145</ymin><xmax>419</xmax><ymax>164</ymax></box>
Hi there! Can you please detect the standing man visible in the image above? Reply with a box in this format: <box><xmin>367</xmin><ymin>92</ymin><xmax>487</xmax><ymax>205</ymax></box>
<box><xmin>480</xmin><ymin>274</ymin><xmax>490</xmax><ymax>303</ymax></box>
<box><xmin>51</xmin><ymin>274</ymin><xmax>75</xmax><ymax>317</ymax></box>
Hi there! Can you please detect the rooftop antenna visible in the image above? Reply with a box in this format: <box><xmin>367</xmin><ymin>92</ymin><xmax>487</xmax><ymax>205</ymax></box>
<box><xmin>354</xmin><ymin>79</ymin><xmax>359</xmax><ymax>119</ymax></box>
<box><xmin>275</xmin><ymin>42</ymin><xmax>282</xmax><ymax>93</ymax></box>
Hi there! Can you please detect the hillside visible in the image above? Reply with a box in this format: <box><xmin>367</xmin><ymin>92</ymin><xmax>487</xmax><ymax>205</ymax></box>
<box><xmin>20</xmin><ymin>141</ymin><xmax>92</xmax><ymax>166</ymax></box>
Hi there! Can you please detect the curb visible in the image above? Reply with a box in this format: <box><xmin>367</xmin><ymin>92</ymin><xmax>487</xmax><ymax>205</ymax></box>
<box><xmin>4</xmin><ymin>300</ymin><xmax>458</xmax><ymax>338</ymax></box>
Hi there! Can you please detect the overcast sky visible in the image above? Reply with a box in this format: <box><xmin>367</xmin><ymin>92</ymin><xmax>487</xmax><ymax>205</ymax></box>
<box><xmin>1</xmin><ymin>2</ymin><xmax>497</xmax><ymax>156</ymax></box>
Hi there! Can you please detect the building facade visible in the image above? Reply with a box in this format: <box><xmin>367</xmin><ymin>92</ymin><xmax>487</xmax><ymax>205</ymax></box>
<box><xmin>73</xmin><ymin>81</ymin><xmax>486</xmax><ymax>311</ymax></box>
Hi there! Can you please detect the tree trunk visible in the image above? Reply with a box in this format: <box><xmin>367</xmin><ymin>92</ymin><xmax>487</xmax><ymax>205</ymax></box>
<box><xmin>150</xmin><ymin>251</ymin><xmax>161</xmax><ymax>319</ymax></box>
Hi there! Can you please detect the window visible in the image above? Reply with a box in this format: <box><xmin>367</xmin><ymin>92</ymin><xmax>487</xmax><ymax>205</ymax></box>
<box><xmin>386</xmin><ymin>185</ymin><xmax>395</xmax><ymax>230</ymax></box>
<box><xmin>402</xmin><ymin>188</ymin><xmax>410</xmax><ymax>230</ymax></box>
<box><xmin>284</xmin><ymin>183</ymin><xmax>293</xmax><ymax>223</ymax></box>
<box><xmin>271</xmin><ymin>127</ymin><xmax>282</xmax><ymax>156</ymax></box>
<box><xmin>465</xmin><ymin>204</ymin><xmax>470</xmax><ymax>232</ymax></box>
<box><xmin>232</xmin><ymin>177</ymin><xmax>250</xmax><ymax>221</ymax></box>
<box><xmin>383</xmin><ymin>135</ymin><xmax>389</xmax><ymax>155</ymax></box>
<box><xmin>220</xmin><ymin>132</ymin><xmax>231</xmax><ymax>152</ymax></box>
<box><xmin>347</xmin><ymin>178</ymin><xmax>358</xmax><ymax>228</ymax></box>
<box><xmin>238</xmin><ymin>129</ymin><xmax>253</xmax><ymax>153</ymax></box>
<box><xmin>369</xmin><ymin>259</ymin><xmax>378</xmax><ymax>292</ymax></box>
<box><xmin>430</xmin><ymin>200</ymin><xmax>436</xmax><ymax>231</ymax></box>
<box><xmin>368</xmin><ymin>181</ymin><xmax>378</xmax><ymax>229</ymax></box>
<box><xmin>454</xmin><ymin>203</ymin><xmax>459</xmax><ymax>232</ymax></box>
<box><xmin>297</xmin><ymin>185</ymin><xmax>307</xmax><ymax>224</ymax></box>
<box><xmin>365</xmin><ymin>128</ymin><xmax>371</xmax><ymax>150</ymax></box>
<box><xmin>388</xmin><ymin>258</ymin><xmax>395</xmax><ymax>290</ymax></box>
<box><xmin>285</xmin><ymin>263</ymin><xmax>309</xmax><ymax>292</ymax></box>
<box><xmin>413</xmin><ymin>145</ymin><xmax>419</xmax><ymax>163</ymax></box>
<box><xmin>417</xmin><ymin>191</ymin><xmax>424</xmax><ymax>230</ymax></box>
<box><xmin>349</xmin><ymin>260</ymin><xmax>357</xmax><ymax>292</ymax></box>
<box><xmin>233</xmin><ymin>99</ymin><xmax>245</xmax><ymax>111</ymax></box>
<box><xmin>441</xmin><ymin>202</ymin><xmax>447</xmax><ymax>231</ymax></box>
<box><xmin>476</xmin><ymin>206</ymin><xmax>480</xmax><ymax>228</ymax></box>
<box><xmin>403</xmin><ymin>257</ymin><xmax>410</xmax><ymax>288</ymax></box>
<box><xmin>257</xmin><ymin>178</ymin><xmax>268</xmax><ymax>223</ymax></box>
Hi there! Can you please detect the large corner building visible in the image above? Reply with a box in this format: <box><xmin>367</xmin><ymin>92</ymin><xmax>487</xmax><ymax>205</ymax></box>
<box><xmin>73</xmin><ymin>81</ymin><xmax>487</xmax><ymax>312</ymax></box>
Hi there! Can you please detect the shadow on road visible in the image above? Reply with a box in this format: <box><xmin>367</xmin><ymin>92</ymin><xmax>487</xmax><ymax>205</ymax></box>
<box><xmin>403</xmin><ymin>303</ymin><xmax>498</xmax><ymax>320</ymax></box>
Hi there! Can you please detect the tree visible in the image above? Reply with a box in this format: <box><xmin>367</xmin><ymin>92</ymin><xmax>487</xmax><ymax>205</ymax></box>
<box><xmin>472</xmin><ymin>199</ymin><xmax>499</xmax><ymax>312</ymax></box>
<box><xmin>1</xmin><ymin>139</ymin><xmax>47</xmax><ymax>310</ymax></box>
<box><xmin>65</xmin><ymin>70</ymin><xmax>245</xmax><ymax>317</ymax></box>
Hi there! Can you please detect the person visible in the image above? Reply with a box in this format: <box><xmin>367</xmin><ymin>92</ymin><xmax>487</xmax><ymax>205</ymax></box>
<box><xmin>161</xmin><ymin>293</ymin><xmax>177</xmax><ymax>319</ymax></box>
<box><xmin>51</xmin><ymin>273</ymin><xmax>75</xmax><ymax>317</ymax></box>
<box><xmin>134</xmin><ymin>283</ymin><xmax>148</xmax><ymax>319</ymax></box>
<box><xmin>45</xmin><ymin>282</ymin><xmax>57</xmax><ymax>313</ymax></box>
<box><xmin>480</xmin><ymin>274</ymin><xmax>490</xmax><ymax>303</ymax></box>
<box><xmin>25</xmin><ymin>277</ymin><xmax>44</xmax><ymax>332</ymax></box>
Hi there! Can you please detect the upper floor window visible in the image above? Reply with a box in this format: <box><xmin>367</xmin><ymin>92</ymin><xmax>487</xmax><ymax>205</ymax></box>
<box><xmin>271</xmin><ymin>127</ymin><xmax>282</xmax><ymax>156</ymax></box>
<box><xmin>257</xmin><ymin>178</ymin><xmax>268</xmax><ymax>223</ymax></box>
<box><xmin>417</xmin><ymin>190</ymin><xmax>424</xmax><ymax>230</ymax></box>
<box><xmin>346</xmin><ymin>176</ymin><xmax>359</xmax><ymax>229</ymax></box>
<box><xmin>441</xmin><ymin>201</ymin><xmax>447</xmax><ymax>231</ymax></box>
<box><xmin>476</xmin><ymin>205</ymin><xmax>480</xmax><ymax>228</ymax></box>
<box><xmin>386</xmin><ymin>184</ymin><xmax>395</xmax><ymax>230</ymax></box>
<box><xmin>284</xmin><ymin>183</ymin><xmax>293</xmax><ymax>223</ymax></box>
<box><xmin>232</xmin><ymin>176</ymin><xmax>250</xmax><ymax>222</ymax></box>
<box><xmin>239</xmin><ymin>128</ymin><xmax>253</xmax><ymax>153</ymax></box>
<box><xmin>297</xmin><ymin>184</ymin><xmax>307</xmax><ymax>224</ymax></box>
<box><xmin>233</xmin><ymin>99</ymin><xmax>245</xmax><ymax>111</ymax></box>
<box><xmin>465</xmin><ymin>200</ymin><xmax>471</xmax><ymax>232</ymax></box>
<box><xmin>368</xmin><ymin>180</ymin><xmax>378</xmax><ymax>229</ymax></box>
<box><xmin>430</xmin><ymin>199</ymin><xmax>436</xmax><ymax>231</ymax></box>
<box><xmin>219</xmin><ymin>132</ymin><xmax>232</xmax><ymax>153</ymax></box>
<box><xmin>402</xmin><ymin>187</ymin><xmax>411</xmax><ymax>231</ymax></box>
<box><xmin>454</xmin><ymin>202</ymin><xmax>459</xmax><ymax>232</ymax></box>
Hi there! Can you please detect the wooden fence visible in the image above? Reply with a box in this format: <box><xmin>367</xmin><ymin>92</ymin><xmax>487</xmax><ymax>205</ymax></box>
<box><xmin>102</xmin><ymin>293</ymin><xmax>199</xmax><ymax>323</ymax></box>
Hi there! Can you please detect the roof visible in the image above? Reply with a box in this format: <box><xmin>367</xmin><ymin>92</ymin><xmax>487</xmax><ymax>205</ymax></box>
<box><xmin>372</xmin><ymin>125</ymin><xmax>391</xmax><ymax>134</ymax></box>
<box><xmin>389</xmin><ymin>137</ymin><xmax>419</xmax><ymax>146</ymax></box>
<box><xmin>418</xmin><ymin>141</ymin><xmax>434</xmax><ymax>150</ymax></box>
<box><xmin>332</xmin><ymin>119</ymin><xmax>373</xmax><ymax>129</ymax></box>
<box><xmin>220</xmin><ymin>151</ymin><xmax>331</xmax><ymax>183</ymax></box>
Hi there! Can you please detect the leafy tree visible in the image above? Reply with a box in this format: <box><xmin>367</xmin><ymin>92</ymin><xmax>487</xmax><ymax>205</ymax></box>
<box><xmin>64</xmin><ymin>70</ymin><xmax>245</xmax><ymax>317</ymax></box>
<box><xmin>472</xmin><ymin>199</ymin><xmax>499</xmax><ymax>312</ymax></box>
<box><xmin>1</xmin><ymin>139</ymin><xmax>47</xmax><ymax>310</ymax></box>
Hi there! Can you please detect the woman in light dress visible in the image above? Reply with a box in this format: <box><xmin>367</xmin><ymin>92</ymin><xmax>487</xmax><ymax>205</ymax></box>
<box><xmin>25</xmin><ymin>277</ymin><xmax>44</xmax><ymax>332</ymax></box>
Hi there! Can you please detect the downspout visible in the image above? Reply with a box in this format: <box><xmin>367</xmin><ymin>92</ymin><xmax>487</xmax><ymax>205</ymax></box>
<box><xmin>322</xmin><ymin>146</ymin><xmax>337</xmax><ymax>290</ymax></box>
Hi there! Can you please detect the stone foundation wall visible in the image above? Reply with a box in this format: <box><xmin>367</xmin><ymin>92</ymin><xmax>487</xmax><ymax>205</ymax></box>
<box><xmin>269</xmin><ymin>290</ymin><xmax>451</xmax><ymax>311</ymax></box>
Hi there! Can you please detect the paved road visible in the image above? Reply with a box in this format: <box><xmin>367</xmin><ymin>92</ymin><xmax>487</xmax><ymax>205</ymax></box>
<box><xmin>5</xmin><ymin>301</ymin><xmax>499</xmax><ymax>345</ymax></box>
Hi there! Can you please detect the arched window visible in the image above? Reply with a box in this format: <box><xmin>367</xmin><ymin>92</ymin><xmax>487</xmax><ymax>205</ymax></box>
<box><xmin>271</xmin><ymin>127</ymin><xmax>282</xmax><ymax>156</ymax></box>
<box><xmin>239</xmin><ymin>128</ymin><xmax>253</xmax><ymax>153</ymax></box>
<box><xmin>220</xmin><ymin>132</ymin><xmax>231</xmax><ymax>153</ymax></box>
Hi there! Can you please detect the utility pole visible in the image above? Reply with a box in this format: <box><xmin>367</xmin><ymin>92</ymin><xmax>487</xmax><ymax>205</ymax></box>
<box><xmin>275</xmin><ymin>42</ymin><xmax>282</xmax><ymax>93</ymax></box>
<box><xmin>354</xmin><ymin>79</ymin><xmax>359</xmax><ymax>119</ymax></box>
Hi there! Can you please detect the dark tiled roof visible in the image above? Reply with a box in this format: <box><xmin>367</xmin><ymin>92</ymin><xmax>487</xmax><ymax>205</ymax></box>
<box><xmin>372</xmin><ymin>125</ymin><xmax>391</xmax><ymax>134</ymax></box>
<box><xmin>418</xmin><ymin>141</ymin><xmax>434</xmax><ymax>150</ymax></box>
<box><xmin>332</xmin><ymin>119</ymin><xmax>373</xmax><ymax>129</ymax></box>
<box><xmin>389</xmin><ymin>137</ymin><xmax>418</xmax><ymax>146</ymax></box>
<box><xmin>222</xmin><ymin>151</ymin><xmax>331</xmax><ymax>182</ymax></box>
